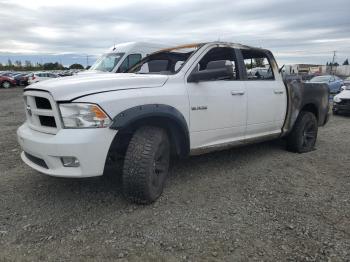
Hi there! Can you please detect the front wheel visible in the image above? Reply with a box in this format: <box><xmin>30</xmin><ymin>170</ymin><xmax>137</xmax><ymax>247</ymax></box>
<box><xmin>287</xmin><ymin>111</ymin><xmax>318</xmax><ymax>153</ymax></box>
<box><xmin>123</xmin><ymin>126</ymin><xmax>170</xmax><ymax>204</ymax></box>
<box><xmin>2</xmin><ymin>81</ymin><xmax>11</xmax><ymax>89</ymax></box>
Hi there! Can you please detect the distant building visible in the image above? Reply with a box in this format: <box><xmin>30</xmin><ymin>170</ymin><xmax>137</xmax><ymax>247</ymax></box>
<box><xmin>284</xmin><ymin>64</ymin><xmax>322</xmax><ymax>75</ymax></box>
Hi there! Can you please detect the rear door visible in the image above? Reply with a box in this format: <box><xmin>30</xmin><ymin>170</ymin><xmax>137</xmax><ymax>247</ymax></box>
<box><xmin>237</xmin><ymin>49</ymin><xmax>287</xmax><ymax>138</ymax></box>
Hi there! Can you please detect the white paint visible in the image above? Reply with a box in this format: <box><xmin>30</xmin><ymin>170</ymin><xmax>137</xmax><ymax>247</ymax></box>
<box><xmin>18</xmin><ymin>42</ymin><xmax>288</xmax><ymax>177</ymax></box>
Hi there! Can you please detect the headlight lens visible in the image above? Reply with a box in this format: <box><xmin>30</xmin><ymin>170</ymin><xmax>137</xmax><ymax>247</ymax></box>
<box><xmin>59</xmin><ymin>103</ymin><xmax>111</xmax><ymax>128</ymax></box>
<box><xmin>333</xmin><ymin>96</ymin><xmax>341</xmax><ymax>103</ymax></box>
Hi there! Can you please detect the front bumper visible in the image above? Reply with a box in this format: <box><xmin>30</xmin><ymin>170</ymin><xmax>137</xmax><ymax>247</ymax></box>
<box><xmin>333</xmin><ymin>103</ymin><xmax>350</xmax><ymax>113</ymax></box>
<box><xmin>17</xmin><ymin>123</ymin><xmax>117</xmax><ymax>178</ymax></box>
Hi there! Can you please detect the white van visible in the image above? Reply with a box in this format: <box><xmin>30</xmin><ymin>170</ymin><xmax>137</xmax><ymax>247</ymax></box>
<box><xmin>88</xmin><ymin>42</ymin><xmax>166</xmax><ymax>73</ymax></box>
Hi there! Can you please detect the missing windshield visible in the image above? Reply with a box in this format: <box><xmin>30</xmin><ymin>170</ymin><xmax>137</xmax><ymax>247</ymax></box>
<box><xmin>128</xmin><ymin>44</ymin><xmax>203</xmax><ymax>75</ymax></box>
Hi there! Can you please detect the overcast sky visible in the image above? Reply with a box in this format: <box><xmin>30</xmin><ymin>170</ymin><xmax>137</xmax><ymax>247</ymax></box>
<box><xmin>0</xmin><ymin>0</ymin><xmax>349</xmax><ymax>65</ymax></box>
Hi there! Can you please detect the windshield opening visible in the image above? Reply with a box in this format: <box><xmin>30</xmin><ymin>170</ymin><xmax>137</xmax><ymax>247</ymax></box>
<box><xmin>90</xmin><ymin>52</ymin><xmax>125</xmax><ymax>72</ymax></box>
<box><xmin>128</xmin><ymin>44</ymin><xmax>202</xmax><ymax>75</ymax></box>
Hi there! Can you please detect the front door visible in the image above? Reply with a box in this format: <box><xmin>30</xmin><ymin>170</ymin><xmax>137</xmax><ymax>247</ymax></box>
<box><xmin>186</xmin><ymin>46</ymin><xmax>247</xmax><ymax>149</ymax></box>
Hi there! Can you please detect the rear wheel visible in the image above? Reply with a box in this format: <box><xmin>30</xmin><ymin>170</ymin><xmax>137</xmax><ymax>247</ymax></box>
<box><xmin>123</xmin><ymin>126</ymin><xmax>170</xmax><ymax>204</ymax></box>
<box><xmin>287</xmin><ymin>111</ymin><xmax>318</xmax><ymax>153</ymax></box>
<box><xmin>2</xmin><ymin>81</ymin><xmax>11</xmax><ymax>89</ymax></box>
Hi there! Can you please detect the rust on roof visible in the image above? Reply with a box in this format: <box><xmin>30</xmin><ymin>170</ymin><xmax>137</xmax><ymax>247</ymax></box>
<box><xmin>157</xmin><ymin>43</ymin><xmax>204</xmax><ymax>52</ymax></box>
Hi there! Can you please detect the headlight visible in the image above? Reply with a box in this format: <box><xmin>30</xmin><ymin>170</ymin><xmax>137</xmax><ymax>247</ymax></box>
<box><xmin>59</xmin><ymin>103</ymin><xmax>111</xmax><ymax>128</ymax></box>
<box><xmin>333</xmin><ymin>96</ymin><xmax>341</xmax><ymax>103</ymax></box>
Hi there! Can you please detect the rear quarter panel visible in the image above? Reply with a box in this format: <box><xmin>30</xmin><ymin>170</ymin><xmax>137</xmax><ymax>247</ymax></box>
<box><xmin>282</xmin><ymin>78</ymin><xmax>329</xmax><ymax>135</ymax></box>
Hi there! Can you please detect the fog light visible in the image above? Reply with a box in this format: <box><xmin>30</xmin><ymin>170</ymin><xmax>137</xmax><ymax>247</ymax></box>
<box><xmin>61</xmin><ymin>157</ymin><xmax>80</xmax><ymax>167</ymax></box>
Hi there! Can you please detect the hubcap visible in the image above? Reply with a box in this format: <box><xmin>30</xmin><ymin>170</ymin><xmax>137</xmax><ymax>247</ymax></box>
<box><xmin>3</xmin><ymin>82</ymin><xmax>10</xmax><ymax>88</ymax></box>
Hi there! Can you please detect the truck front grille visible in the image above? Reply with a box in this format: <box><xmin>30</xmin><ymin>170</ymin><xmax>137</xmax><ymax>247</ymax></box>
<box><xmin>35</xmin><ymin>97</ymin><xmax>52</xmax><ymax>109</ymax></box>
<box><xmin>339</xmin><ymin>99</ymin><xmax>350</xmax><ymax>105</ymax></box>
<box><xmin>23</xmin><ymin>91</ymin><xmax>61</xmax><ymax>134</ymax></box>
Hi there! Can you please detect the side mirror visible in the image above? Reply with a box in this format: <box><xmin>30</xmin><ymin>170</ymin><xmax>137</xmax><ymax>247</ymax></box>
<box><xmin>279</xmin><ymin>64</ymin><xmax>285</xmax><ymax>74</ymax></box>
<box><xmin>188</xmin><ymin>68</ymin><xmax>231</xmax><ymax>83</ymax></box>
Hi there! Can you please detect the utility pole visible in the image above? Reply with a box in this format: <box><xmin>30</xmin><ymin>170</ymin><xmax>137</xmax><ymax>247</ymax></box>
<box><xmin>86</xmin><ymin>55</ymin><xmax>89</xmax><ymax>68</ymax></box>
<box><xmin>330</xmin><ymin>51</ymin><xmax>336</xmax><ymax>74</ymax></box>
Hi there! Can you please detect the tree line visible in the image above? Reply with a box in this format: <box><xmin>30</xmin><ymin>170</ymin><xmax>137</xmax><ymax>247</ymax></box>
<box><xmin>326</xmin><ymin>59</ymin><xmax>349</xmax><ymax>67</ymax></box>
<box><xmin>0</xmin><ymin>59</ymin><xmax>85</xmax><ymax>71</ymax></box>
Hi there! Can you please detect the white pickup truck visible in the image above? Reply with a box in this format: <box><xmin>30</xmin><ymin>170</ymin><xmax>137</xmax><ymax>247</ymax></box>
<box><xmin>17</xmin><ymin>42</ymin><xmax>329</xmax><ymax>204</ymax></box>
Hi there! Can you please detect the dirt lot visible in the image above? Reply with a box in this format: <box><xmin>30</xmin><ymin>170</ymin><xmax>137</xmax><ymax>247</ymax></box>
<box><xmin>0</xmin><ymin>87</ymin><xmax>349</xmax><ymax>261</ymax></box>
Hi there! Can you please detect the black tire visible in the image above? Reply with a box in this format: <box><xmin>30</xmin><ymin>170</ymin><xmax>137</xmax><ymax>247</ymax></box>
<box><xmin>287</xmin><ymin>111</ymin><xmax>318</xmax><ymax>153</ymax></box>
<box><xmin>123</xmin><ymin>126</ymin><xmax>170</xmax><ymax>204</ymax></box>
<box><xmin>2</xmin><ymin>81</ymin><xmax>11</xmax><ymax>89</ymax></box>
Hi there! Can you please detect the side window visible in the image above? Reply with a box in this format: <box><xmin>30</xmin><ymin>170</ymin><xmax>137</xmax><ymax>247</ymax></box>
<box><xmin>137</xmin><ymin>60</ymin><xmax>169</xmax><ymax>73</ymax></box>
<box><xmin>118</xmin><ymin>54</ymin><xmax>142</xmax><ymax>73</ymax></box>
<box><xmin>242</xmin><ymin>49</ymin><xmax>275</xmax><ymax>80</ymax></box>
<box><xmin>195</xmin><ymin>47</ymin><xmax>238</xmax><ymax>80</ymax></box>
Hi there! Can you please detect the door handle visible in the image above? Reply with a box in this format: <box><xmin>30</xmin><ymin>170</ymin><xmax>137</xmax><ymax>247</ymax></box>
<box><xmin>274</xmin><ymin>90</ymin><xmax>284</xmax><ymax>94</ymax></box>
<box><xmin>231</xmin><ymin>91</ymin><xmax>245</xmax><ymax>96</ymax></box>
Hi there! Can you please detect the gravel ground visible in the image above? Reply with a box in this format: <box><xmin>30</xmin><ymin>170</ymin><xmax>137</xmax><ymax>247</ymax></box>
<box><xmin>0</xmin><ymin>88</ymin><xmax>349</xmax><ymax>261</ymax></box>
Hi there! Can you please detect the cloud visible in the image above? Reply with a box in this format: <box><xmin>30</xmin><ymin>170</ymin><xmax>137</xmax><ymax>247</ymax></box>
<box><xmin>0</xmin><ymin>0</ymin><xmax>349</xmax><ymax>65</ymax></box>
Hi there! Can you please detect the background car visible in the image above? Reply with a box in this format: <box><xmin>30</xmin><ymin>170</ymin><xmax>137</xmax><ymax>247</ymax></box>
<box><xmin>13</xmin><ymin>73</ymin><xmax>29</xmax><ymax>86</ymax></box>
<box><xmin>28</xmin><ymin>72</ymin><xmax>59</xmax><ymax>84</ymax></box>
<box><xmin>0</xmin><ymin>72</ymin><xmax>17</xmax><ymax>77</ymax></box>
<box><xmin>0</xmin><ymin>75</ymin><xmax>17</xmax><ymax>88</ymax></box>
<box><xmin>343</xmin><ymin>76</ymin><xmax>350</xmax><ymax>87</ymax></box>
<box><xmin>309</xmin><ymin>75</ymin><xmax>344</xmax><ymax>94</ymax></box>
<box><xmin>333</xmin><ymin>86</ymin><xmax>350</xmax><ymax>115</ymax></box>
<box><xmin>247</xmin><ymin>67</ymin><xmax>273</xmax><ymax>79</ymax></box>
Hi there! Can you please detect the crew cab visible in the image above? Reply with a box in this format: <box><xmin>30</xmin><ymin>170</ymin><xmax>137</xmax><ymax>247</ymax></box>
<box><xmin>17</xmin><ymin>42</ymin><xmax>329</xmax><ymax>204</ymax></box>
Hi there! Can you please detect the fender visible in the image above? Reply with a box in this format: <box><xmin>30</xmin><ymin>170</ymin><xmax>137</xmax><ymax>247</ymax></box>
<box><xmin>282</xmin><ymin>80</ymin><xmax>329</xmax><ymax>136</ymax></box>
<box><xmin>110</xmin><ymin>104</ymin><xmax>190</xmax><ymax>156</ymax></box>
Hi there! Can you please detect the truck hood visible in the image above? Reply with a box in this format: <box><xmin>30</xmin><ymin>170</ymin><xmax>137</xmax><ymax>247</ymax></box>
<box><xmin>25</xmin><ymin>73</ymin><xmax>168</xmax><ymax>101</ymax></box>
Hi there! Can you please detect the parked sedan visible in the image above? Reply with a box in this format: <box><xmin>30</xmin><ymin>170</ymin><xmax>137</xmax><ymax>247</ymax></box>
<box><xmin>333</xmin><ymin>86</ymin><xmax>350</xmax><ymax>115</ymax></box>
<box><xmin>309</xmin><ymin>75</ymin><xmax>344</xmax><ymax>94</ymax></box>
<box><xmin>0</xmin><ymin>75</ymin><xmax>17</xmax><ymax>88</ymax></box>
<box><xmin>28</xmin><ymin>72</ymin><xmax>59</xmax><ymax>84</ymax></box>
<box><xmin>13</xmin><ymin>73</ymin><xmax>29</xmax><ymax>86</ymax></box>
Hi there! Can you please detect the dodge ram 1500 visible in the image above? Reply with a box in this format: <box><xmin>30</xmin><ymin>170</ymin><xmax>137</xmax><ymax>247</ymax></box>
<box><xmin>17</xmin><ymin>42</ymin><xmax>329</xmax><ymax>204</ymax></box>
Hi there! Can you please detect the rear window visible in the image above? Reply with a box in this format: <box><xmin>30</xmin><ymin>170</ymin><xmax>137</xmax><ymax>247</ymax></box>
<box><xmin>241</xmin><ymin>49</ymin><xmax>274</xmax><ymax>80</ymax></box>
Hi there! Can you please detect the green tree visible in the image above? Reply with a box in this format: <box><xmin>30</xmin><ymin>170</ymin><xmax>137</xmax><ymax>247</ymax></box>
<box><xmin>15</xmin><ymin>60</ymin><xmax>22</xmax><ymax>68</ymax></box>
<box><xmin>25</xmin><ymin>60</ymin><xmax>32</xmax><ymax>68</ymax></box>
<box><xmin>7</xmin><ymin>59</ymin><xmax>13</xmax><ymax>68</ymax></box>
<box><xmin>69</xmin><ymin>63</ymin><xmax>84</xmax><ymax>70</ymax></box>
<box><xmin>254</xmin><ymin>57</ymin><xmax>265</xmax><ymax>67</ymax></box>
<box><xmin>343</xmin><ymin>59</ymin><xmax>349</xmax><ymax>65</ymax></box>
<box><xmin>43</xmin><ymin>62</ymin><xmax>64</xmax><ymax>70</ymax></box>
